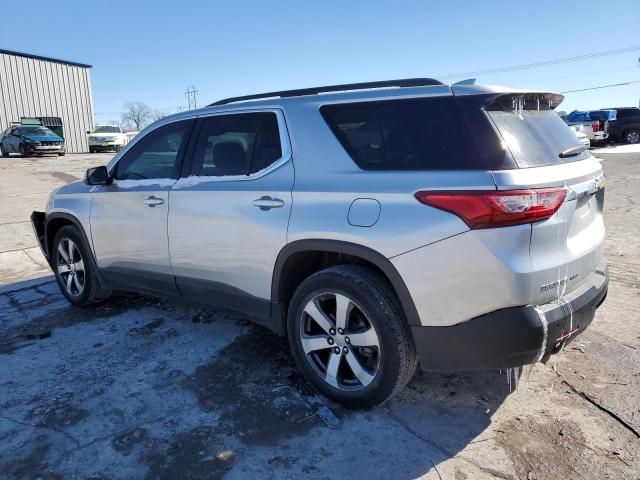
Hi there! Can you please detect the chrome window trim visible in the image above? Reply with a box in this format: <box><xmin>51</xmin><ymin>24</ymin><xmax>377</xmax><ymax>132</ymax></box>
<box><xmin>179</xmin><ymin>108</ymin><xmax>292</xmax><ymax>183</ymax></box>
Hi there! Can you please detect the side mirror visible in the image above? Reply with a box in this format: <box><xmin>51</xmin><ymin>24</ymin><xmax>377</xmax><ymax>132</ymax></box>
<box><xmin>86</xmin><ymin>130</ymin><xmax>91</xmax><ymax>134</ymax></box>
<box><xmin>85</xmin><ymin>166</ymin><xmax>112</xmax><ymax>186</ymax></box>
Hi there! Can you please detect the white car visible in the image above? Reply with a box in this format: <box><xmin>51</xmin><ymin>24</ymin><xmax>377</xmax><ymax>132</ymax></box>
<box><xmin>88</xmin><ymin>125</ymin><xmax>129</xmax><ymax>153</ymax></box>
<box><xmin>572</xmin><ymin>128</ymin><xmax>591</xmax><ymax>149</ymax></box>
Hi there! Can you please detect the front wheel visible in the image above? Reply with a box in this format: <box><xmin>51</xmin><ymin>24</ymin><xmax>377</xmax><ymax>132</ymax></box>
<box><xmin>52</xmin><ymin>225</ymin><xmax>110</xmax><ymax>306</ymax></box>
<box><xmin>624</xmin><ymin>129</ymin><xmax>640</xmax><ymax>144</ymax></box>
<box><xmin>288</xmin><ymin>265</ymin><xmax>417</xmax><ymax>408</ymax></box>
<box><xmin>19</xmin><ymin>144</ymin><xmax>29</xmax><ymax>158</ymax></box>
<box><xmin>0</xmin><ymin>144</ymin><xmax>8</xmax><ymax>157</ymax></box>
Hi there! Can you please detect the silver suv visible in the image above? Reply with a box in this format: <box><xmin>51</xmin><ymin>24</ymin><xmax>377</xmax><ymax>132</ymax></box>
<box><xmin>32</xmin><ymin>79</ymin><xmax>608</xmax><ymax>408</ymax></box>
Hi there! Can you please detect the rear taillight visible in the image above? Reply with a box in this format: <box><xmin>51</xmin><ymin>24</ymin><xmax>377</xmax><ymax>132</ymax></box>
<box><xmin>591</xmin><ymin>121</ymin><xmax>600</xmax><ymax>133</ymax></box>
<box><xmin>415</xmin><ymin>188</ymin><xmax>567</xmax><ymax>229</ymax></box>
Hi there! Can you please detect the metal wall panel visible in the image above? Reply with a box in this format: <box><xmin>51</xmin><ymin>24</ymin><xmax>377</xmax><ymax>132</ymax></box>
<box><xmin>0</xmin><ymin>52</ymin><xmax>94</xmax><ymax>153</ymax></box>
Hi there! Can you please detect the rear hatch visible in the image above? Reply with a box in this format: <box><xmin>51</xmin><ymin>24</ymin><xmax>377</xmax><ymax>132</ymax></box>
<box><xmin>483</xmin><ymin>93</ymin><xmax>605</xmax><ymax>305</ymax></box>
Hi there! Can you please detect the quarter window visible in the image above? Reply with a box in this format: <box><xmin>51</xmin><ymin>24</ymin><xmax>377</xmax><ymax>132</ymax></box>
<box><xmin>115</xmin><ymin>120</ymin><xmax>191</xmax><ymax>180</ymax></box>
<box><xmin>190</xmin><ymin>112</ymin><xmax>282</xmax><ymax>177</ymax></box>
<box><xmin>321</xmin><ymin>97</ymin><xmax>480</xmax><ymax>170</ymax></box>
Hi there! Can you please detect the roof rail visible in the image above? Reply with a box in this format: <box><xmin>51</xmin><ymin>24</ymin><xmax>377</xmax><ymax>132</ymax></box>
<box><xmin>209</xmin><ymin>78</ymin><xmax>444</xmax><ymax>106</ymax></box>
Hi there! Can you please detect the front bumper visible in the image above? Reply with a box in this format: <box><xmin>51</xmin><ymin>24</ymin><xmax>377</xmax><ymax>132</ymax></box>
<box><xmin>26</xmin><ymin>144</ymin><xmax>65</xmax><ymax>153</ymax></box>
<box><xmin>412</xmin><ymin>266</ymin><xmax>608</xmax><ymax>371</ymax></box>
<box><xmin>31</xmin><ymin>211</ymin><xmax>49</xmax><ymax>262</ymax></box>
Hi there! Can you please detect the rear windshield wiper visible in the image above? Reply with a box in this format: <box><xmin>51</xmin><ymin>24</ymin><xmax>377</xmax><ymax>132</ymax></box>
<box><xmin>559</xmin><ymin>145</ymin><xmax>588</xmax><ymax>158</ymax></box>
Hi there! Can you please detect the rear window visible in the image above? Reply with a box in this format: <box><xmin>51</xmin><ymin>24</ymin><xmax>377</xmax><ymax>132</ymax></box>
<box><xmin>321</xmin><ymin>97</ymin><xmax>483</xmax><ymax>170</ymax></box>
<box><xmin>487</xmin><ymin>110</ymin><xmax>589</xmax><ymax>168</ymax></box>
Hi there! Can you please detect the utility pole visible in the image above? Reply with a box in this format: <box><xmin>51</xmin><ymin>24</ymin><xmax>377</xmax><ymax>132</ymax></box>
<box><xmin>185</xmin><ymin>85</ymin><xmax>198</xmax><ymax>110</ymax></box>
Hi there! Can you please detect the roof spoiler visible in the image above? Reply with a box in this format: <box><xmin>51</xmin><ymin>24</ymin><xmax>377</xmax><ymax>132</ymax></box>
<box><xmin>453</xmin><ymin>78</ymin><xmax>476</xmax><ymax>85</ymax></box>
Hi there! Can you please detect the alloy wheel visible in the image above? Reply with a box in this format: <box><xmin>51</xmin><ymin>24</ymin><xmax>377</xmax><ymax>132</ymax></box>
<box><xmin>56</xmin><ymin>238</ymin><xmax>85</xmax><ymax>296</ymax></box>
<box><xmin>626</xmin><ymin>131</ymin><xmax>640</xmax><ymax>144</ymax></box>
<box><xmin>299</xmin><ymin>292</ymin><xmax>381</xmax><ymax>391</ymax></box>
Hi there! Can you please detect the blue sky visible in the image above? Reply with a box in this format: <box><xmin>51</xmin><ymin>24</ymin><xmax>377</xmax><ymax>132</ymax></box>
<box><xmin>1</xmin><ymin>0</ymin><xmax>638</xmax><ymax>124</ymax></box>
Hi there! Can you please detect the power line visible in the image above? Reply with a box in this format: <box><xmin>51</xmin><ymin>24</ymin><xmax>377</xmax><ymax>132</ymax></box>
<box><xmin>560</xmin><ymin>79</ymin><xmax>640</xmax><ymax>94</ymax></box>
<box><xmin>438</xmin><ymin>45</ymin><xmax>640</xmax><ymax>80</ymax></box>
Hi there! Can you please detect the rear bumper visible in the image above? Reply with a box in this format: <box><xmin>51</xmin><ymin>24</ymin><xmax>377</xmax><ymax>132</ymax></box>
<box><xmin>591</xmin><ymin>132</ymin><xmax>609</xmax><ymax>141</ymax></box>
<box><xmin>412</xmin><ymin>265</ymin><xmax>608</xmax><ymax>371</ymax></box>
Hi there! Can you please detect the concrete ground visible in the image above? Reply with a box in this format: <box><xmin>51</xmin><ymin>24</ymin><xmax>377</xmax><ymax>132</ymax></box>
<box><xmin>0</xmin><ymin>151</ymin><xmax>638</xmax><ymax>479</ymax></box>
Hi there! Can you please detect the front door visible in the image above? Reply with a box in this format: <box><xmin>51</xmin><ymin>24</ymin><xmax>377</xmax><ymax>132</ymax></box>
<box><xmin>4</xmin><ymin>127</ymin><xmax>20</xmax><ymax>153</ymax></box>
<box><xmin>90</xmin><ymin>119</ymin><xmax>194</xmax><ymax>294</ymax></box>
<box><xmin>168</xmin><ymin>110</ymin><xmax>294</xmax><ymax>318</ymax></box>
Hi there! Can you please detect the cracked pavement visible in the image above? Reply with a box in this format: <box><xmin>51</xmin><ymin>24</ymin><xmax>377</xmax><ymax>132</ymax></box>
<box><xmin>0</xmin><ymin>151</ymin><xmax>638</xmax><ymax>479</ymax></box>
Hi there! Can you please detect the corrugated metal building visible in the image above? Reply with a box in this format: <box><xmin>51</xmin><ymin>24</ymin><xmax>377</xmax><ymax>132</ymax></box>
<box><xmin>0</xmin><ymin>49</ymin><xmax>94</xmax><ymax>153</ymax></box>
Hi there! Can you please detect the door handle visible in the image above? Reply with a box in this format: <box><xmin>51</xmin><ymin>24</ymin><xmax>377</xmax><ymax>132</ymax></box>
<box><xmin>143</xmin><ymin>195</ymin><xmax>164</xmax><ymax>207</ymax></box>
<box><xmin>253</xmin><ymin>196</ymin><xmax>284</xmax><ymax>210</ymax></box>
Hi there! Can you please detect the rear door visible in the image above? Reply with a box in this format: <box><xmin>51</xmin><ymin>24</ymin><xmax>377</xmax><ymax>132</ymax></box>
<box><xmin>485</xmin><ymin>95</ymin><xmax>605</xmax><ymax>305</ymax></box>
<box><xmin>168</xmin><ymin>110</ymin><xmax>294</xmax><ymax>318</ymax></box>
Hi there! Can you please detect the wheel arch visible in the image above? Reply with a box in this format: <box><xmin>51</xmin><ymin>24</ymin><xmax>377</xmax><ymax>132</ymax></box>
<box><xmin>272</xmin><ymin>240</ymin><xmax>421</xmax><ymax>330</ymax></box>
<box><xmin>45</xmin><ymin>213</ymin><xmax>94</xmax><ymax>265</ymax></box>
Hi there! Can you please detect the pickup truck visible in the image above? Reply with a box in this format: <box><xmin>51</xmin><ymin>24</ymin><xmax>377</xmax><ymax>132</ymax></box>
<box><xmin>565</xmin><ymin>110</ymin><xmax>615</xmax><ymax>144</ymax></box>
<box><xmin>601</xmin><ymin>107</ymin><xmax>640</xmax><ymax>144</ymax></box>
<box><xmin>87</xmin><ymin>125</ymin><xmax>129</xmax><ymax>153</ymax></box>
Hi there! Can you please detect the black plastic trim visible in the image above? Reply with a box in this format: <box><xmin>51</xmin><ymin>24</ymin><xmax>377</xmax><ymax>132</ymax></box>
<box><xmin>42</xmin><ymin>212</ymin><xmax>108</xmax><ymax>286</ymax></box>
<box><xmin>412</xmin><ymin>268</ymin><xmax>609</xmax><ymax>371</ymax></box>
<box><xmin>272</xmin><ymin>240</ymin><xmax>421</xmax><ymax>326</ymax></box>
<box><xmin>176</xmin><ymin>276</ymin><xmax>278</xmax><ymax>332</ymax></box>
<box><xmin>100</xmin><ymin>268</ymin><xmax>179</xmax><ymax>297</ymax></box>
<box><xmin>44</xmin><ymin>213</ymin><xmax>93</xmax><ymax>263</ymax></box>
<box><xmin>30</xmin><ymin>211</ymin><xmax>47</xmax><ymax>259</ymax></box>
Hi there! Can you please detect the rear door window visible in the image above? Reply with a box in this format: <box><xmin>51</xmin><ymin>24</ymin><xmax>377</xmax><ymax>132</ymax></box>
<box><xmin>615</xmin><ymin>108</ymin><xmax>640</xmax><ymax>119</ymax></box>
<box><xmin>189</xmin><ymin>112</ymin><xmax>283</xmax><ymax>177</ymax></box>
<box><xmin>321</xmin><ymin>97</ymin><xmax>483</xmax><ymax>170</ymax></box>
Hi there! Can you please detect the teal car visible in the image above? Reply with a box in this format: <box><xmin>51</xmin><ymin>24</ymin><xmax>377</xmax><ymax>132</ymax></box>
<box><xmin>0</xmin><ymin>125</ymin><xmax>65</xmax><ymax>157</ymax></box>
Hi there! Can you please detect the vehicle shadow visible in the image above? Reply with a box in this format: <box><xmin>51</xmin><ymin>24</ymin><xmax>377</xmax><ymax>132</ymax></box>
<box><xmin>170</xmin><ymin>318</ymin><xmax>516</xmax><ymax>479</ymax></box>
<box><xmin>0</xmin><ymin>283</ymin><xmax>515</xmax><ymax>479</ymax></box>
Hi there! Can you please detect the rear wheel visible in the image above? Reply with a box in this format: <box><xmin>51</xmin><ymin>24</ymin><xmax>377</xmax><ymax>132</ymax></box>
<box><xmin>53</xmin><ymin>225</ymin><xmax>110</xmax><ymax>306</ymax></box>
<box><xmin>288</xmin><ymin>265</ymin><xmax>417</xmax><ymax>408</ymax></box>
<box><xmin>0</xmin><ymin>144</ymin><xmax>7</xmax><ymax>157</ymax></box>
<box><xmin>89</xmin><ymin>147</ymin><xmax>96</xmax><ymax>153</ymax></box>
<box><xmin>624</xmin><ymin>129</ymin><xmax>640</xmax><ymax>144</ymax></box>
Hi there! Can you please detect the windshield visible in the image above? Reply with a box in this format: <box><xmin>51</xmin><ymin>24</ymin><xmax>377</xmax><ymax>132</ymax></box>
<box><xmin>94</xmin><ymin>126</ymin><xmax>120</xmax><ymax>133</ymax></box>
<box><xmin>18</xmin><ymin>126</ymin><xmax>57</xmax><ymax>136</ymax></box>
<box><xmin>487</xmin><ymin>109</ymin><xmax>590</xmax><ymax>167</ymax></box>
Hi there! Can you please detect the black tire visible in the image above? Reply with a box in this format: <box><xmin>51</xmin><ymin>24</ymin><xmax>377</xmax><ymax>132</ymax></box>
<box><xmin>58</xmin><ymin>152</ymin><xmax>65</xmax><ymax>156</ymax></box>
<box><xmin>89</xmin><ymin>147</ymin><xmax>96</xmax><ymax>153</ymax></box>
<box><xmin>19</xmin><ymin>143</ymin><xmax>29</xmax><ymax>158</ymax></box>
<box><xmin>287</xmin><ymin>265</ymin><xmax>417</xmax><ymax>408</ymax></box>
<box><xmin>624</xmin><ymin>129</ymin><xmax>640</xmax><ymax>144</ymax></box>
<box><xmin>0</xmin><ymin>144</ymin><xmax>8</xmax><ymax>158</ymax></box>
<box><xmin>52</xmin><ymin>225</ymin><xmax>111</xmax><ymax>307</ymax></box>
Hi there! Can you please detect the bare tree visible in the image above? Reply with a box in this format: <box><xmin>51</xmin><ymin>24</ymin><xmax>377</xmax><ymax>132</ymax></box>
<box><xmin>122</xmin><ymin>102</ymin><xmax>152</xmax><ymax>131</ymax></box>
<box><xmin>151</xmin><ymin>110</ymin><xmax>167</xmax><ymax>122</ymax></box>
